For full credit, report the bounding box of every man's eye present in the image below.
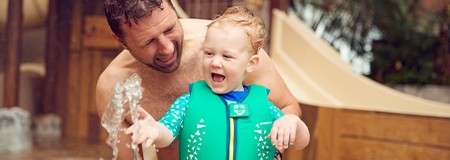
[165,27,174,34]
[144,39,154,47]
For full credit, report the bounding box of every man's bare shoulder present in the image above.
[179,18,210,42]
[178,18,211,62]
[96,50,136,113]
[97,50,135,88]
[179,18,211,34]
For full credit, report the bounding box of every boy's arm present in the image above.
[244,49,301,116]
[268,104,310,152]
[153,123,175,147]
[274,115,309,151]
[292,116,310,150]
[143,93,191,148]
[126,113,175,148]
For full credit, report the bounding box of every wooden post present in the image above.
[270,0,289,12]
[441,6,449,81]
[42,0,74,116]
[269,0,290,54]
[65,0,83,139]
[43,0,58,114]
[3,0,23,108]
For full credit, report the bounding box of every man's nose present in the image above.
[157,35,174,56]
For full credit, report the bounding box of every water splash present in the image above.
[123,73,143,160]
[101,73,145,160]
[101,82,125,160]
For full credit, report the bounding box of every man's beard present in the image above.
[148,40,182,73]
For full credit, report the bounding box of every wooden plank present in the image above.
[69,0,83,53]
[43,0,58,114]
[269,0,289,47]
[270,0,289,11]
[65,52,81,139]
[337,137,450,160]
[64,0,83,139]
[210,0,218,19]
[193,0,200,18]
[184,0,192,18]
[88,112,102,143]
[89,50,103,114]
[3,0,23,107]
[83,16,121,49]
[284,104,319,160]
[336,110,450,148]
[312,107,337,160]
[282,106,450,160]
[54,0,73,128]
[87,50,103,142]
[199,0,206,18]
[77,50,92,139]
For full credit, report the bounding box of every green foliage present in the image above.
[291,0,448,84]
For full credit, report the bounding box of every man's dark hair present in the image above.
[104,0,163,39]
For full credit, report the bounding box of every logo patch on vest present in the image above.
[229,103,250,118]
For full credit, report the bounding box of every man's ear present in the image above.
[246,53,260,73]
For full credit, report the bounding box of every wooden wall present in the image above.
[179,0,238,19]
[65,12,121,142]
[45,0,121,141]
[286,104,450,160]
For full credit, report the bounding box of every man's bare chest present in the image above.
[137,65,202,119]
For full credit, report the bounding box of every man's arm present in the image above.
[245,49,301,116]
[96,69,134,160]
[246,49,309,152]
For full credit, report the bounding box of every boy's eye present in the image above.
[223,54,233,59]
[204,51,213,56]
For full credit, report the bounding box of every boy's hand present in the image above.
[269,114,301,152]
[125,108,160,148]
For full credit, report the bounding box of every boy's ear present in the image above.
[246,53,260,73]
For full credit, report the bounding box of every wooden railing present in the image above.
[178,0,244,19]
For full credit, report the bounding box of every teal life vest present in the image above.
[179,80,277,160]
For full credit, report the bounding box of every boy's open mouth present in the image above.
[211,73,225,82]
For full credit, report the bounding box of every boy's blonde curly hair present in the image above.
[208,6,266,55]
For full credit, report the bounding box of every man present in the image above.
[96,0,304,159]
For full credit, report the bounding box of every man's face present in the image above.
[202,25,255,94]
[120,1,183,73]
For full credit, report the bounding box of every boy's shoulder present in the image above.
[248,83,271,95]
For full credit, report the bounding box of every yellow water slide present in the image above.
[270,10,450,118]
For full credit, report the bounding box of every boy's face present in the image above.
[202,25,258,94]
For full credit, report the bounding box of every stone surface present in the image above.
[0,107,31,153]
[0,139,111,160]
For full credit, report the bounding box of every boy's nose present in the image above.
[210,57,222,68]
